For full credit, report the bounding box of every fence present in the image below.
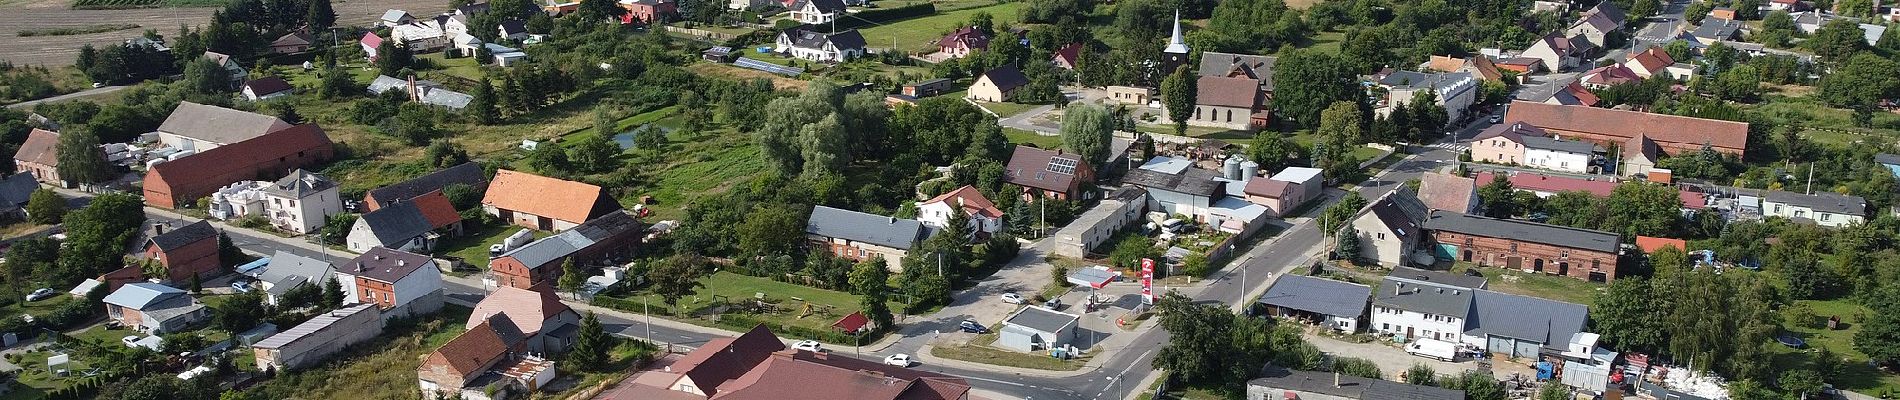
[663,26,742,43]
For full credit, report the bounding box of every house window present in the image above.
[1821,213,1832,222]
[1773,204,1783,213]
[1377,233,1386,240]
[1509,242,1518,252]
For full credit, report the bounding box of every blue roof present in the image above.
[237,257,272,275]
[103,283,186,310]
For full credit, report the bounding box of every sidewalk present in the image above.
[914,313,1165,379]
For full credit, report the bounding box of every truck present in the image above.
[1406,338,1458,362]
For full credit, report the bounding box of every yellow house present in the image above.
[966,66,1027,103]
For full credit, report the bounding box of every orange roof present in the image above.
[920,185,1003,219]
[1469,56,1504,81]
[425,314,526,381]
[411,189,463,229]
[1504,101,1747,155]
[1635,236,1685,254]
[1427,55,1466,73]
[481,169,614,224]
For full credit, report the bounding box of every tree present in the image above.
[1150,292,1279,396]
[1778,369,1824,399]
[1314,101,1363,180]
[1816,54,1900,113]
[1806,20,1868,61]
[558,258,586,293]
[898,269,950,312]
[527,141,570,174]
[183,58,231,95]
[1248,133,1295,172]
[1445,370,1505,400]
[1331,357,1381,378]
[1879,24,1900,52]
[1857,285,1900,366]
[306,0,335,30]
[1160,66,1196,134]
[569,312,612,369]
[1336,225,1361,260]
[1404,364,1437,386]
[737,205,807,259]
[375,41,412,76]
[860,290,894,333]
[1477,174,1519,218]
[1592,277,1666,354]
[1538,381,1572,400]
[218,231,246,267]
[575,0,627,22]
[650,254,707,310]
[1273,49,1360,126]
[1060,104,1114,166]
[55,127,110,185]
[212,291,266,332]
[26,189,66,225]
[470,76,498,124]
[318,214,355,246]
[1601,182,1684,237]
[848,258,890,295]
[568,132,622,174]
[316,275,342,308]
[318,67,356,99]
[57,193,143,283]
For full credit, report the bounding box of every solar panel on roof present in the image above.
[1047,158,1077,175]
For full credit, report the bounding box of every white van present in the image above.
[1406,338,1458,362]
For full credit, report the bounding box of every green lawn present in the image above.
[1132,123,1253,140]
[929,332,1087,371]
[858,2,1028,53]
[238,306,473,399]
[1743,95,1900,141]
[1448,263,1601,306]
[414,53,487,83]
[1304,31,1347,54]
[602,271,906,338]
[434,222,552,273]
[1774,300,1900,394]
[979,102,1043,118]
[1004,127,1062,148]
[0,295,74,322]
[1350,145,1388,161]
[625,125,768,221]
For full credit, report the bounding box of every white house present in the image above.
[788,0,845,24]
[208,170,342,235]
[775,28,864,62]
[1372,276,1590,359]
[1521,136,1596,174]
[336,247,445,319]
[1253,275,1371,333]
[1370,277,1472,344]
[241,77,293,101]
[1761,190,1867,227]
[1350,190,1428,267]
[1521,34,1591,72]
[917,185,1005,236]
[256,251,337,306]
[1372,70,1478,124]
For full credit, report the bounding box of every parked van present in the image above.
[1406,338,1458,362]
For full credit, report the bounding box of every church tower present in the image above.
[1161,10,1191,75]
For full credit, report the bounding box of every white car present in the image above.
[883,354,913,367]
[792,340,824,353]
[1000,293,1026,304]
[121,336,139,348]
[1488,115,1502,123]
[24,288,55,302]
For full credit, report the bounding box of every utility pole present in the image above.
[643,296,652,343]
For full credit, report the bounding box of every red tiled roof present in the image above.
[1244,178,1291,199]
[1583,65,1642,86]
[1474,171,1618,197]
[1557,83,1600,106]
[361,32,383,48]
[921,185,1002,219]
[466,284,573,335]
[14,129,59,167]
[1678,189,1707,209]
[938,27,989,51]
[1196,75,1261,108]
[1628,48,1674,74]
[831,311,869,332]
[412,189,463,229]
[1635,236,1686,254]
[482,169,618,225]
[1051,43,1082,67]
[425,314,526,382]
[673,325,787,397]
[1503,101,1748,155]
[713,350,971,400]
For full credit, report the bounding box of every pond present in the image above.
[612,123,675,150]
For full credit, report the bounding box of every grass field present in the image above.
[857,2,1027,53]
[606,271,906,335]
[1132,123,1253,140]
[929,332,1087,371]
[978,101,1043,118]
[435,223,552,271]
[1004,127,1062,148]
[1305,31,1347,54]
[239,306,473,399]
[1773,300,1900,394]
[1744,95,1900,144]
[1449,263,1602,306]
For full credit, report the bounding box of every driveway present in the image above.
[1307,335,1473,380]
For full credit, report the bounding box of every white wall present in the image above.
[1370,304,1466,343]
[394,263,445,307]
[1764,201,1864,227]
[1524,148,1592,174]
[917,202,1003,234]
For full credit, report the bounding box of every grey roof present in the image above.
[1764,190,1866,216]
[0,173,38,208]
[259,250,335,293]
[419,87,473,109]
[142,302,206,324]
[782,28,865,51]
[790,0,845,12]
[1360,191,1425,239]
[1197,52,1276,91]
[1122,167,1224,197]
[103,283,187,310]
[381,9,413,22]
[1390,267,1486,289]
[262,169,336,199]
[1520,136,1597,154]
[1004,306,1077,333]
[366,162,486,205]
[157,101,291,146]
[1692,19,1742,40]
[1374,276,1473,317]
[1251,366,1465,400]
[253,303,378,349]
[356,201,436,245]
[1876,153,1900,166]
[1365,378,1470,400]
[1423,211,1620,253]
[343,247,436,284]
[367,75,416,94]
[1256,275,1371,318]
[500,20,527,35]
[805,206,929,250]
[1586,1,1626,26]
[501,210,642,269]
[149,220,218,252]
[1465,290,1588,347]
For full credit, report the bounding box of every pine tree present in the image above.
[470,76,498,124]
[189,273,202,294]
[306,0,336,30]
[569,311,612,370]
[322,276,344,307]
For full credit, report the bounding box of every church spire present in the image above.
[1164,10,1189,54]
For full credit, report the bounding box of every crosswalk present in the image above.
[1429,142,1469,153]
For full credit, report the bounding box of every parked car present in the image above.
[957,320,989,334]
[1488,115,1502,124]
[1043,298,1062,310]
[1000,293,1025,304]
[883,354,913,367]
[230,280,253,293]
[792,340,824,353]
[23,288,55,302]
[121,336,139,348]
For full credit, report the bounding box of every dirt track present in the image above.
[0,0,446,67]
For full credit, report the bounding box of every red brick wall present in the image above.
[356,276,397,308]
[147,241,222,284]
[1433,231,1619,282]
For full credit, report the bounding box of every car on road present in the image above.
[1043,298,1062,310]
[121,336,139,347]
[23,288,55,302]
[792,340,824,353]
[957,320,989,334]
[1488,115,1502,123]
[883,354,913,367]
[1000,293,1025,304]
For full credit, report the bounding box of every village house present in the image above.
[617,0,676,23]
[774,27,865,63]
[487,210,642,290]
[1426,55,1504,82]
[805,206,933,271]
[1051,187,1148,258]
[917,185,1005,236]
[1425,211,1622,282]
[140,220,222,284]
[155,101,292,152]
[253,303,384,371]
[1370,69,1478,124]
[937,26,990,58]
[1123,157,1225,222]
[1248,366,1465,400]
[336,247,445,319]
[1253,275,1372,332]
[419,314,555,400]
[143,124,335,209]
[966,65,1028,102]
[360,32,386,60]
[591,325,972,399]
[104,283,210,334]
[1243,166,1323,217]
[207,169,342,235]
[1051,43,1082,69]
[1623,47,1688,79]
[1578,64,1642,89]
[788,0,845,24]
[256,251,336,306]
[1370,276,1589,358]
[13,129,65,185]
[1692,18,1744,43]
[1182,75,1269,130]
[482,169,622,231]
[346,190,463,253]
[0,173,37,221]
[1521,33,1593,72]
[269,31,316,54]
[365,162,487,210]
[1504,101,1750,158]
[1003,145,1094,200]
[467,284,581,353]
[1106,86,1154,105]
[1472,171,1618,198]
[1495,57,1548,75]
[1542,82,1601,106]
[1468,123,1597,174]
[1565,2,1625,48]
[242,77,294,101]
[201,52,249,89]
[1415,172,1478,214]
[1350,190,1430,267]
[900,78,954,98]
[1762,190,1867,227]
